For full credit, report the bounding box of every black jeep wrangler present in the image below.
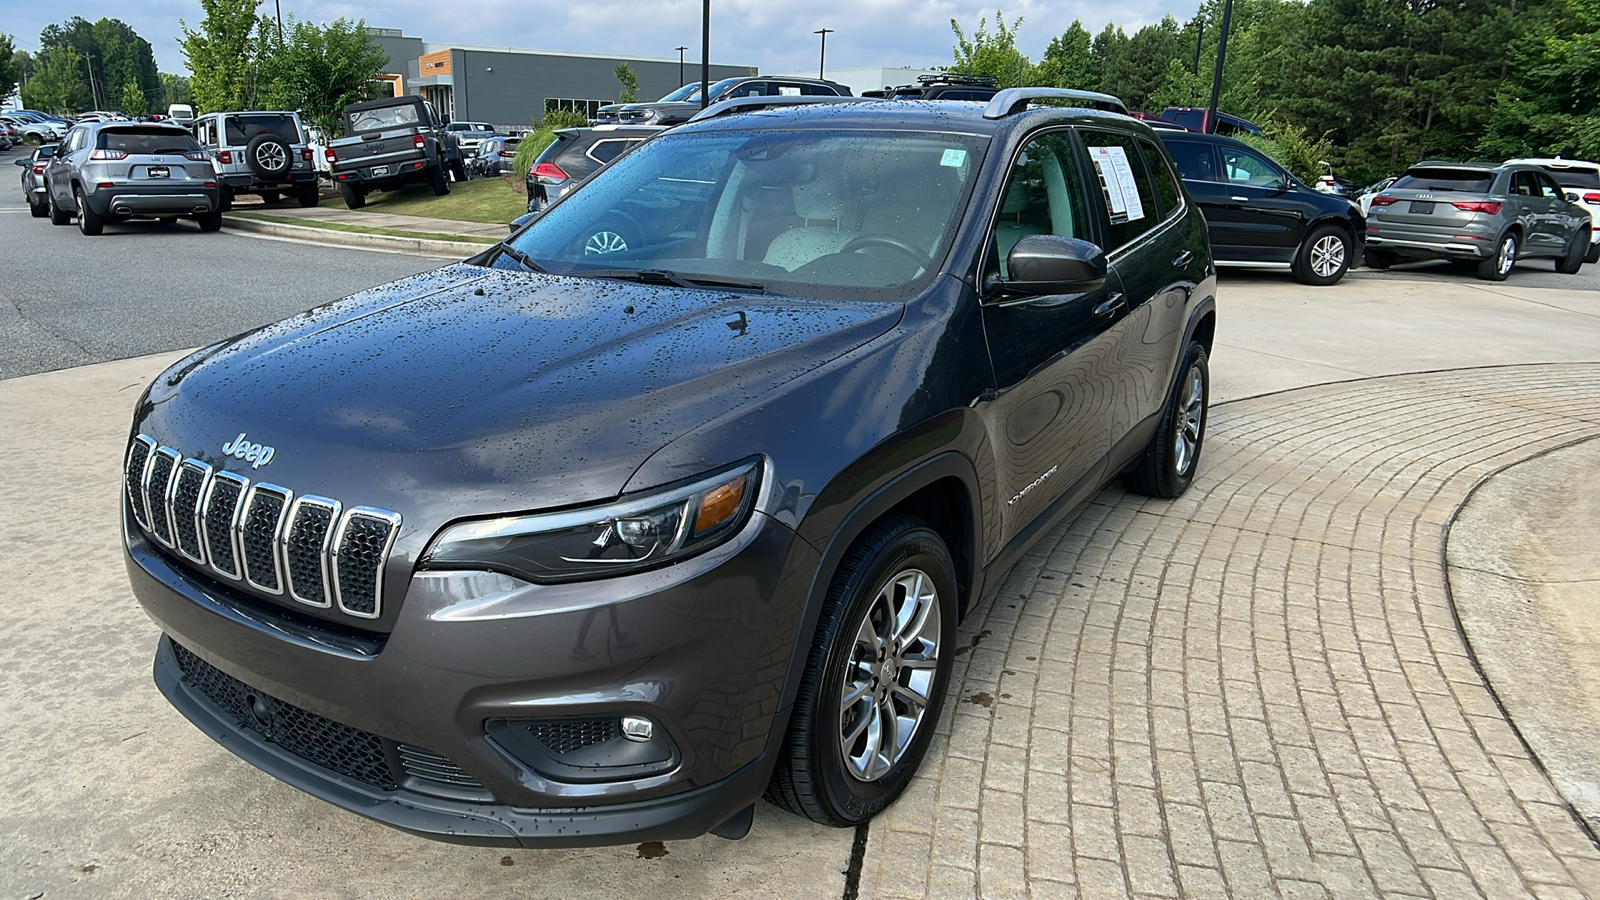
[326,96,465,209]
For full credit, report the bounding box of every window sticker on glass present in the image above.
[1088,145,1145,224]
[778,86,801,96]
[940,148,968,168]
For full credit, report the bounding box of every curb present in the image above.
[222,215,494,259]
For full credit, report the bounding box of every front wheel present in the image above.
[767,516,957,826]
[29,197,48,218]
[1557,229,1588,274]
[1478,232,1518,281]
[1122,340,1209,498]
[1293,225,1351,285]
[48,188,71,226]
[75,188,103,236]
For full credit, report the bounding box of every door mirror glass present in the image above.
[1569,191,1581,202]
[13,158,26,167]
[1002,235,1107,295]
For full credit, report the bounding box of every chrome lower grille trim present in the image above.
[126,435,400,624]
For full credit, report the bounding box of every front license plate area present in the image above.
[371,165,389,177]
[147,166,170,179]
[1408,200,1435,214]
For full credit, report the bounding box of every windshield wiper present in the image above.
[578,268,766,293]
[496,245,548,273]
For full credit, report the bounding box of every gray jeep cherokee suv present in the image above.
[122,92,1218,847]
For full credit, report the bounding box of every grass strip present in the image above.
[228,211,498,245]
[360,178,527,223]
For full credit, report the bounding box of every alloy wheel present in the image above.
[1497,237,1516,276]
[1173,363,1205,475]
[1310,234,1346,278]
[838,568,942,782]
[584,231,629,255]
[255,142,287,172]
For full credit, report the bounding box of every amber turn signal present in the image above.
[694,476,746,535]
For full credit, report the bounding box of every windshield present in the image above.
[659,83,702,102]
[1543,166,1600,189]
[502,128,988,301]
[1393,168,1494,192]
[98,128,200,154]
[705,78,745,100]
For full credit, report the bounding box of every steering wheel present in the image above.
[841,233,931,270]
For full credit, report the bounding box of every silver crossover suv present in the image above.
[1363,161,1591,280]
[44,121,222,235]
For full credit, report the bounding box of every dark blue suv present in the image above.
[123,91,1218,847]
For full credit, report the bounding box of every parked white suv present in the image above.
[1506,157,1600,263]
[192,110,320,208]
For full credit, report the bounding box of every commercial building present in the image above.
[801,67,946,97]
[367,28,754,131]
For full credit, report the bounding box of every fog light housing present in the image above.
[486,715,679,784]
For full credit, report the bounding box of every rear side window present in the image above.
[1544,167,1600,189]
[1139,138,1182,216]
[1163,140,1217,182]
[97,128,200,153]
[1082,129,1160,250]
[225,114,300,146]
[1393,168,1494,193]
[800,84,838,96]
[589,139,638,163]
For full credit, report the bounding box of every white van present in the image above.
[166,103,196,126]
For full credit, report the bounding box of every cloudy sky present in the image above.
[8,0,1192,79]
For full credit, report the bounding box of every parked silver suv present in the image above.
[192,111,319,208]
[1364,161,1591,280]
[44,121,222,235]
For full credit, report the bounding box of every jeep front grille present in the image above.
[127,434,400,620]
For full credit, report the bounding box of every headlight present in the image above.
[421,459,760,583]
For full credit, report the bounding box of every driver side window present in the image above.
[992,132,1091,278]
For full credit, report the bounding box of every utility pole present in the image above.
[1189,17,1204,76]
[676,46,688,86]
[814,28,833,80]
[274,0,284,39]
[1206,0,1233,133]
[701,0,710,109]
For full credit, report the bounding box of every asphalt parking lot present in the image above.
[4,140,1600,899]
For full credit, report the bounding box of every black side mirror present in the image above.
[1567,191,1580,202]
[13,158,26,167]
[994,235,1108,296]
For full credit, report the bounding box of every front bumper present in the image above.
[126,503,816,846]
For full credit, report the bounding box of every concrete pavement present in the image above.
[2,274,1599,899]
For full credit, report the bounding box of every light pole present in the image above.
[701,0,710,109]
[274,0,284,40]
[676,45,688,86]
[1206,0,1233,133]
[1188,16,1204,76]
[814,28,833,80]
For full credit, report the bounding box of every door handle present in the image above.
[1093,293,1126,317]
[1230,196,1249,203]
[1173,250,1194,268]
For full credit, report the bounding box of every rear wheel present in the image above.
[339,183,366,209]
[296,182,320,208]
[1122,340,1209,498]
[451,160,469,183]
[28,196,48,218]
[428,164,451,196]
[1477,232,1518,281]
[768,516,957,826]
[197,207,223,232]
[74,188,103,236]
[218,186,234,212]
[258,190,281,205]
[48,189,71,226]
[1556,229,1588,274]
[1363,248,1395,269]
[1585,238,1600,265]
[1293,225,1351,285]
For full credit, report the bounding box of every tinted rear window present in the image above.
[226,114,300,145]
[1163,140,1217,181]
[1543,167,1600,189]
[1393,168,1494,192]
[97,128,200,153]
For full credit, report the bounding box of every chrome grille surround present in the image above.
[126,435,401,623]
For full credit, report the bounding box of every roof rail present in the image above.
[917,71,998,87]
[685,95,869,123]
[983,88,1129,119]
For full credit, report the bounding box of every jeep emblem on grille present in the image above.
[222,432,276,469]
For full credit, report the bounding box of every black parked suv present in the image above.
[524,124,663,214]
[883,72,1001,102]
[122,91,1217,848]
[1160,130,1364,285]
[616,75,852,126]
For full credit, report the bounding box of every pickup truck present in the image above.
[325,96,465,209]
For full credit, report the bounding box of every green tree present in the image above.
[1479,0,1600,160]
[254,15,388,136]
[35,17,159,112]
[119,80,147,116]
[951,10,1030,86]
[159,72,192,108]
[1034,21,1097,90]
[20,45,87,114]
[0,35,17,102]
[179,0,262,112]
[1102,17,1188,111]
[614,62,639,103]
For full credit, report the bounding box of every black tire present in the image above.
[451,160,469,183]
[1292,225,1351,285]
[296,182,320,208]
[1363,248,1395,270]
[258,190,281,205]
[767,515,958,827]
[197,207,223,232]
[1122,340,1209,498]
[428,164,451,196]
[339,183,367,210]
[24,133,41,145]
[244,134,292,178]
[1477,231,1518,281]
[1557,229,1588,274]
[28,197,48,218]
[1585,239,1600,265]
[48,188,71,226]
[218,186,234,212]
[74,188,103,236]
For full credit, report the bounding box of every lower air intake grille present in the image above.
[397,744,486,789]
[171,641,399,791]
[532,719,619,755]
